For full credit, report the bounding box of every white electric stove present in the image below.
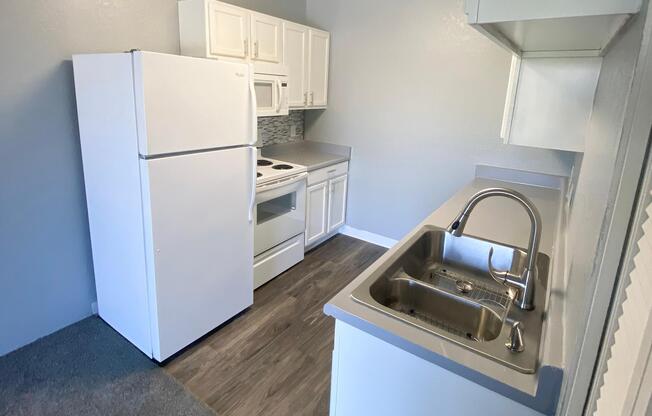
[256,157,307,185]
[253,157,308,289]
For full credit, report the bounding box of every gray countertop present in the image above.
[323,168,568,415]
[261,140,351,171]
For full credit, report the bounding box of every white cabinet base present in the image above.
[305,163,349,251]
[327,174,347,232]
[306,181,329,246]
[330,321,544,416]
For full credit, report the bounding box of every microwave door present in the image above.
[255,78,276,117]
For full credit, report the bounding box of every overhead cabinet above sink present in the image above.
[465,0,642,57]
[465,0,642,152]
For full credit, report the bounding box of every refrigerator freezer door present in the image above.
[133,52,256,157]
[140,146,255,361]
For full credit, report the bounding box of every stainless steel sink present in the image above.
[351,225,549,373]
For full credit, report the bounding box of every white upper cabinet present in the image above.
[179,0,329,110]
[283,22,309,107]
[179,0,251,60]
[308,29,330,108]
[250,12,282,64]
[283,23,330,109]
[465,0,641,57]
[207,2,249,59]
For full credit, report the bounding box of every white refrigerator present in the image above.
[73,51,257,361]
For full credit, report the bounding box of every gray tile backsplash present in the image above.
[258,110,304,146]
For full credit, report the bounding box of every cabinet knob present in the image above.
[304,92,308,105]
[310,91,314,105]
[254,41,259,58]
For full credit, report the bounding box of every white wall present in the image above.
[0,0,306,356]
[303,0,575,241]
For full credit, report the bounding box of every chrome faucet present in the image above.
[447,187,541,310]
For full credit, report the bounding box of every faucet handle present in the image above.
[488,247,509,285]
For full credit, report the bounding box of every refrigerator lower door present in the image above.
[140,146,255,361]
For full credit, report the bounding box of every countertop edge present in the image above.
[303,156,349,172]
[261,140,351,171]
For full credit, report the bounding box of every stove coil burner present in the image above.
[272,164,294,170]
[257,159,273,166]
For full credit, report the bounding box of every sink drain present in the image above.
[455,280,473,294]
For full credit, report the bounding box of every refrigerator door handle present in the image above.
[249,147,257,223]
[249,65,258,145]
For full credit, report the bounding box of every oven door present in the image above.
[254,172,307,256]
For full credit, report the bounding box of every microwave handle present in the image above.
[249,65,258,145]
[275,79,282,113]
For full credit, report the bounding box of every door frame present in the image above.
[562,6,652,415]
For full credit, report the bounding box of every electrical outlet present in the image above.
[91,301,98,315]
[290,125,297,137]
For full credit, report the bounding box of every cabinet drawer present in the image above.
[308,161,348,186]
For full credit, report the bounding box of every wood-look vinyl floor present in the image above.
[164,235,387,416]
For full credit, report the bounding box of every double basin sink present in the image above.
[351,225,548,374]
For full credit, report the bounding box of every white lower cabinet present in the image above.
[330,321,545,416]
[305,162,349,250]
[327,174,347,232]
[306,181,328,246]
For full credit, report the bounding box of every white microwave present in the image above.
[254,64,289,117]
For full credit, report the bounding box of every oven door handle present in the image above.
[257,172,307,193]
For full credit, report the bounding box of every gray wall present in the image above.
[224,0,305,23]
[0,0,305,356]
[303,0,575,241]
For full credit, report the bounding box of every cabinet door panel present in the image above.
[306,182,328,246]
[283,22,309,108]
[207,1,250,59]
[251,13,282,63]
[308,29,330,107]
[327,175,347,233]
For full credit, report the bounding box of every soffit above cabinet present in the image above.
[465,0,642,57]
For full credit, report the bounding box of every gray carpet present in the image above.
[0,317,215,416]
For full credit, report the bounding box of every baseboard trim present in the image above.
[339,225,397,249]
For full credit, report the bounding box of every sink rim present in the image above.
[350,224,549,374]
